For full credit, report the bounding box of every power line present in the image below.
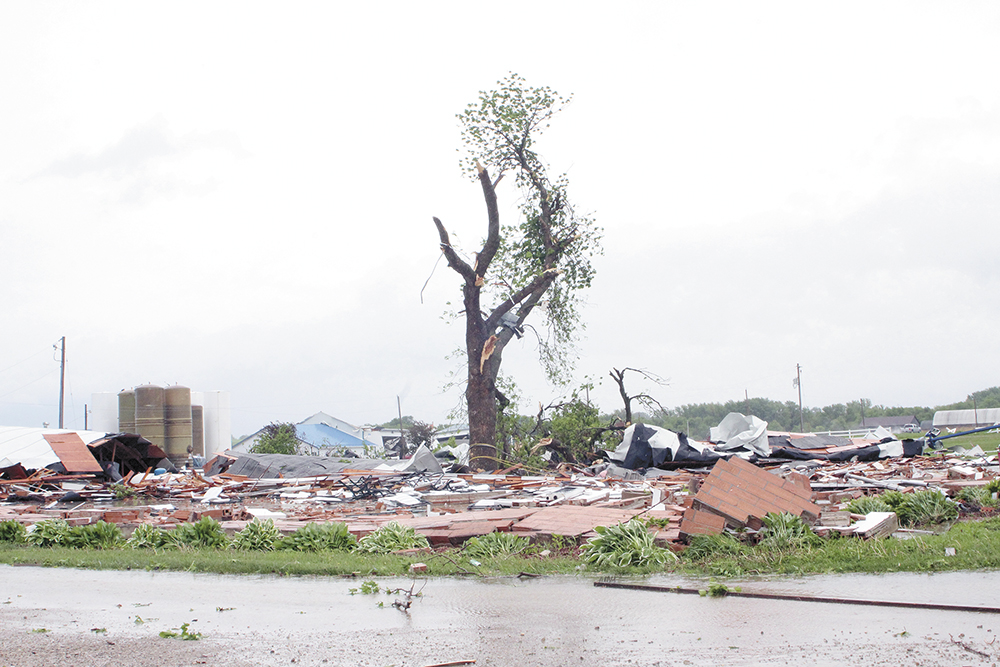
[0,368,60,400]
[0,347,50,377]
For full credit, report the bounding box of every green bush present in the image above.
[846,495,892,515]
[26,519,70,547]
[230,519,281,552]
[463,531,530,559]
[64,521,123,549]
[900,490,958,526]
[172,518,228,549]
[126,524,175,549]
[580,520,676,568]
[0,520,27,543]
[757,512,821,551]
[277,522,356,552]
[848,490,958,527]
[958,486,998,508]
[356,522,429,554]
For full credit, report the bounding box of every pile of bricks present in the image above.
[679,456,820,540]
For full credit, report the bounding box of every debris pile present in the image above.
[1,417,998,550]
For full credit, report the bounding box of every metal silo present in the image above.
[164,385,193,464]
[118,389,136,434]
[134,384,166,449]
[191,404,205,457]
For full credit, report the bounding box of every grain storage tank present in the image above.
[88,392,119,433]
[118,389,136,434]
[164,385,193,464]
[134,384,165,449]
[198,390,231,459]
[191,404,205,457]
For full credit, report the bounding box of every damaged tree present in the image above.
[609,367,668,425]
[433,74,601,470]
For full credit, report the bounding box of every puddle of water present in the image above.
[3,566,999,665]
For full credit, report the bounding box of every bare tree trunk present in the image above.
[467,373,498,470]
[610,368,632,425]
[434,164,560,472]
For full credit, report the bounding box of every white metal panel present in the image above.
[0,426,107,470]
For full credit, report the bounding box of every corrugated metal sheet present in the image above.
[933,408,1000,427]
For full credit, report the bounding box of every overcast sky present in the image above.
[2,2,998,437]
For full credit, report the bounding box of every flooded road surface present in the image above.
[2,565,999,666]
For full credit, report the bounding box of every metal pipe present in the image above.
[927,424,1000,448]
[594,581,1000,614]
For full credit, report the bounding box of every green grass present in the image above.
[4,517,1000,579]
[678,517,1000,577]
[923,430,1000,454]
[0,543,582,577]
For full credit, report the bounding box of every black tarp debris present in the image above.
[607,424,730,469]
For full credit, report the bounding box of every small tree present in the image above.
[407,420,437,451]
[522,388,619,464]
[250,422,300,455]
[434,73,602,469]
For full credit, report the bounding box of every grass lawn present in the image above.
[926,429,1000,454]
[4,516,1000,579]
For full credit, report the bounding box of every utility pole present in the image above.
[397,395,407,455]
[860,398,866,429]
[793,363,804,432]
[744,389,750,415]
[56,336,66,429]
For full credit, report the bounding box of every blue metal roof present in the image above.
[295,423,371,450]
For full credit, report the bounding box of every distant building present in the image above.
[852,415,920,434]
[933,408,1000,430]
[232,412,380,456]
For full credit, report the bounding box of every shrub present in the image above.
[958,486,998,508]
[846,495,892,515]
[356,522,429,554]
[63,521,122,549]
[230,519,281,552]
[172,518,228,549]
[757,512,820,551]
[580,520,676,568]
[463,531,530,559]
[126,524,175,549]
[26,519,70,547]
[900,490,958,526]
[0,520,27,543]
[277,522,356,552]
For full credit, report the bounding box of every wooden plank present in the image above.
[42,433,103,473]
